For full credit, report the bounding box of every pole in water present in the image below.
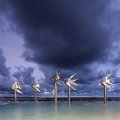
[100,74,114,104]
[35,90,37,102]
[65,74,78,106]
[55,82,57,104]
[51,71,61,105]
[104,85,106,104]
[68,86,70,105]
[15,90,17,103]
[33,81,40,102]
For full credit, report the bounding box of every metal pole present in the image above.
[15,90,17,103]
[68,86,70,105]
[35,90,37,102]
[55,82,57,104]
[104,85,106,104]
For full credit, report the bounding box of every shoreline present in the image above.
[0,97,120,102]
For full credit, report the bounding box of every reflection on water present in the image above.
[103,104,119,120]
[0,102,120,120]
[54,104,58,113]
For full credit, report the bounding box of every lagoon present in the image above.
[0,101,119,120]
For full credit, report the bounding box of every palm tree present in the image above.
[51,71,61,104]
[65,74,78,105]
[100,74,114,104]
[12,81,23,103]
[32,81,40,102]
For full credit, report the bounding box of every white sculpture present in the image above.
[65,74,78,104]
[33,81,40,92]
[32,81,40,102]
[100,74,114,104]
[101,74,114,91]
[65,74,78,90]
[12,81,23,102]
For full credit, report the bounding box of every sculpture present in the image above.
[65,74,78,104]
[12,81,23,102]
[51,71,61,104]
[32,81,40,102]
[100,74,114,104]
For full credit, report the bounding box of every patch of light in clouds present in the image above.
[0,26,45,81]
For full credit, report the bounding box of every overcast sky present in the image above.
[0,0,120,97]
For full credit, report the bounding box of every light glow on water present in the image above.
[0,102,120,120]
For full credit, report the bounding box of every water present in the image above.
[0,101,120,120]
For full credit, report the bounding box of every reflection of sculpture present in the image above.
[100,74,114,104]
[51,72,61,104]
[32,81,40,102]
[12,81,23,102]
[65,74,78,105]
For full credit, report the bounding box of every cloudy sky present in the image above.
[0,0,120,97]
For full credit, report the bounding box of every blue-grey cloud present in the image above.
[0,49,10,77]
[13,66,35,84]
[5,0,113,68]
[0,48,11,92]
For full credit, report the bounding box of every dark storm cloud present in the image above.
[0,0,8,14]
[0,49,10,77]
[0,48,12,92]
[13,66,35,85]
[7,0,112,68]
